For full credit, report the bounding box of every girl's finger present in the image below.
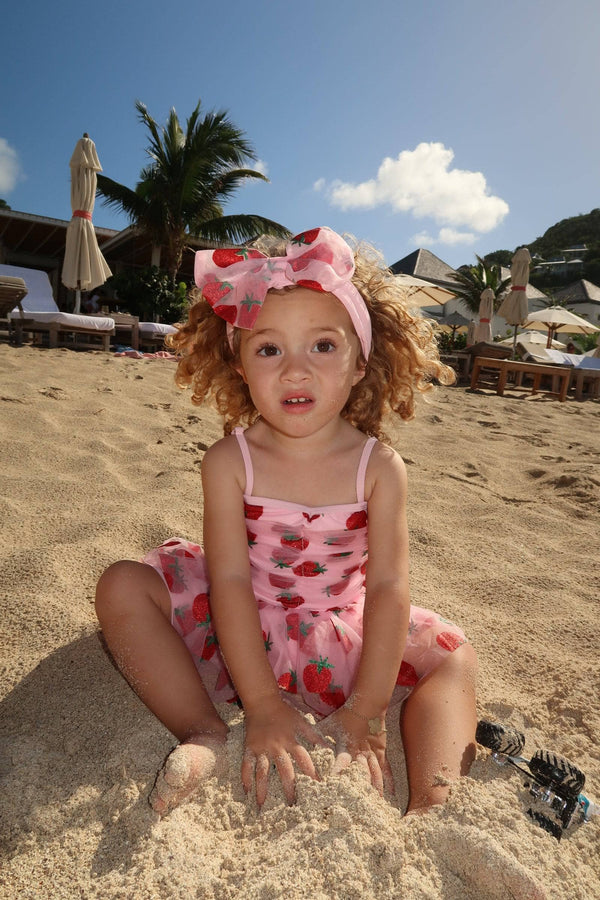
[291,744,320,782]
[365,751,384,796]
[255,753,270,807]
[355,752,372,783]
[381,757,396,795]
[241,750,256,796]
[273,752,296,805]
[331,750,352,776]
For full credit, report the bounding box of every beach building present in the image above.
[390,248,553,338]
[531,245,586,278]
[0,207,203,310]
[551,279,600,326]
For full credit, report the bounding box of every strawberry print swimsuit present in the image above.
[143,428,468,718]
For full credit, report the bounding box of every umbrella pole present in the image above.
[512,325,518,359]
[75,289,81,315]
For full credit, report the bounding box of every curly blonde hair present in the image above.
[167,235,455,439]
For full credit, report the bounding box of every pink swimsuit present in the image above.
[143,428,467,717]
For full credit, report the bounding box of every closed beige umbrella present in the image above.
[498,247,531,357]
[473,287,494,343]
[62,133,112,313]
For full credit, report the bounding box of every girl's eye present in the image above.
[314,339,335,353]
[257,344,280,357]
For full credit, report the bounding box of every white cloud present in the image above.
[411,231,435,247]
[411,226,477,249]
[252,158,269,177]
[313,177,326,192]
[323,142,509,235]
[438,227,476,245]
[0,138,21,194]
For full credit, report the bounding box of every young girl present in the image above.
[95,226,477,816]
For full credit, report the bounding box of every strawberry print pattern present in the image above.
[141,433,468,718]
[194,226,357,333]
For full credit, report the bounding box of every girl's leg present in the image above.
[400,643,478,813]
[95,560,229,813]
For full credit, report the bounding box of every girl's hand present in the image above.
[319,707,395,797]
[242,697,326,807]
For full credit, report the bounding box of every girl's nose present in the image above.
[280,350,310,381]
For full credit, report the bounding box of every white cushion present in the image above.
[0,264,59,313]
[8,310,114,330]
[139,322,177,335]
[546,349,600,369]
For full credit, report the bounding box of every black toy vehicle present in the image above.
[476,719,598,840]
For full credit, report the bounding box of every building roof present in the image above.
[499,266,551,304]
[390,248,461,288]
[0,208,215,283]
[553,279,600,306]
[0,208,117,270]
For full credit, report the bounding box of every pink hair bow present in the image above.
[194,226,371,359]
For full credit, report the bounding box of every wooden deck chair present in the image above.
[0,264,115,351]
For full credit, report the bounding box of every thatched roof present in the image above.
[390,248,461,289]
[553,279,600,306]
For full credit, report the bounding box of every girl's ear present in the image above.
[351,356,367,386]
[233,361,248,384]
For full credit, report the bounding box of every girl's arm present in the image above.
[350,443,410,713]
[321,444,410,791]
[201,439,324,804]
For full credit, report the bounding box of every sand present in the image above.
[0,343,599,900]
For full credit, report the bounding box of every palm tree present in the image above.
[452,255,510,314]
[97,100,290,282]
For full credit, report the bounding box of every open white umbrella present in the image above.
[61,133,112,313]
[498,331,566,350]
[472,287,494,343]
[430,311,470,347]
[523,306,600,348]
[497,247,531,357]
[393,273,455,307]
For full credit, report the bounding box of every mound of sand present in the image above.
[1,345,599,899]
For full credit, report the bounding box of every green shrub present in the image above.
[106,267,188,323]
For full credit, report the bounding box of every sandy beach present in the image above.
[1,343,599,900]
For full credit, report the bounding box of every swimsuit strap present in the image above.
[356,437,377,503]
[234,427,376,503]
[233,427,254,496]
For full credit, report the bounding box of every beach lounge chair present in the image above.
[138,321,178,351]
[0,274,28,321]
[0,264,115,351]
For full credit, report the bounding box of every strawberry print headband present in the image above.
[194,226,372,359]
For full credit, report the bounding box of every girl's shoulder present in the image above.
[201,433,246,493]
[364,439,407,503]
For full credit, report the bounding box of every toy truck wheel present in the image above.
[476,720,525,756]
[529,750,585,799]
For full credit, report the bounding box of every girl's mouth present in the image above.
[282,396,314,411]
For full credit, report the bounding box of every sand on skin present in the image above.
[0,344,599,900]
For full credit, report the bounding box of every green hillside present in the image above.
[528,208,600,259]
[484,209,600,291]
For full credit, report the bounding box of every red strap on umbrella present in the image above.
[480,318,491,323]
[73,210,92,220]
[512,286,526,291]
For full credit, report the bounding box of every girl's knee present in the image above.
[95,560,168,620]
[446,641,478,686]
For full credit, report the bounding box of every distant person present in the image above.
[565,342,578,354]
[95,226,477,817]
[83,292,102,314]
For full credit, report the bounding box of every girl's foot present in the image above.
[150,733,228,815]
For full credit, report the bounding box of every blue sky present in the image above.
[2,0,599,269]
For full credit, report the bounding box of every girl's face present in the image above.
[235,287,366,439]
